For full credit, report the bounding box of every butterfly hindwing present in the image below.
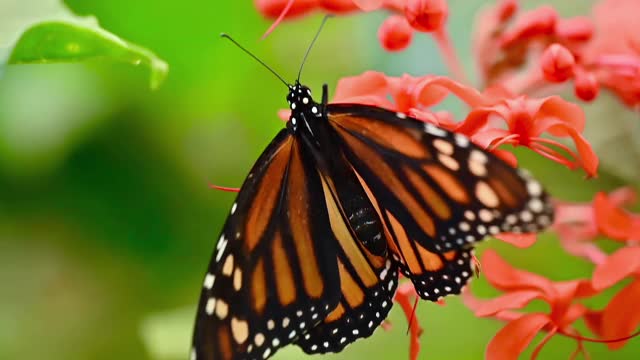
[294,155,399,354]
[192,132,342,360]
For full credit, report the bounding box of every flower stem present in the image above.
[208,183,241,192]
[559,328,640,344]
[432,29,469,84]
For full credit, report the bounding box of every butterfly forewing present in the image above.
[192,132,342,360]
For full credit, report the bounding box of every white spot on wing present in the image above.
[424,123,447,137]
[454,134,470,147]
[203,273,215,289]
[205,297,216,315]
[527,180,542,196]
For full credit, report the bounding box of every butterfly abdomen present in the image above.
[345,200,386,255]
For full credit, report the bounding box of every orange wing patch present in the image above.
[245,137,292,252]
[403,165,452,220]
[332,114,432,160]
[272,231,296,306]
[251,258,267,314]
[287,142,325,299]
[422,164,470,205]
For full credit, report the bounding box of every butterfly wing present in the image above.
[294,149,399,354]
[192,131,342,360]
[327,104,553,300]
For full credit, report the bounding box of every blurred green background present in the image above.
[1,0,638,359]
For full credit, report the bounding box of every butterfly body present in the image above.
[192,82,553,360]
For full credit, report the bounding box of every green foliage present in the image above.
[9,21,168,90]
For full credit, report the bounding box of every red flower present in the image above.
[332,71,450,113]
[456,95,599,177]
[494,233,538,249]
[465,250,600,360]
[553,187,637,264]
[472,2,594,88]
[589,246,640,349]
[573,0,640,106]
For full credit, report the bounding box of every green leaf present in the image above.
[8,21,168,90]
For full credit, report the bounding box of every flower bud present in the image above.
[378,15,414,51]
[496,0,518,23]
[541,43,575,82]
[574,70,599,102]
[404,0,448,33]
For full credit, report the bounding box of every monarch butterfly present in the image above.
[191,26,554,360]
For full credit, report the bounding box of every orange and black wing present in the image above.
[327,104,553,300]
[191,131,342,360]
[294,150,399,354]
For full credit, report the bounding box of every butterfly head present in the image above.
[287,82,322,130]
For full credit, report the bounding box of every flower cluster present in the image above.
[245,0,640,359]
[476,0,640,107]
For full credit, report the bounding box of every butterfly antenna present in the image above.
[220,33,289,87]
[297,15,333,83]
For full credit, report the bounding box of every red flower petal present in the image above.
[486,313,552,360]
[378,15,414,52]
[499,6,558,48]
[481,250,555,297]
[461,289,523,323]
[594,192,637,241]
[563,126,599,177]
[592,246,640,290]
[495,233,538,248]
[474,290,542,317]
[319,0,361,13]
[418,76,487,107]
[550,281,597,324]
[555,16,594,42]
[534,96,585,135]
[583,310,604,338]
[456,108,495,137]
[599,279,640,349]
[332,71,389,102]
[255,0,318,18]
[490,148,519,167]
[351,0,383,11]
